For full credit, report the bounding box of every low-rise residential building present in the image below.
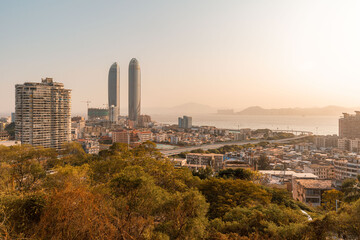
[260,170,318,190]
[0,131,9,141]
[77,139,100,155]
[137,115,152,128]
[224,159,252,170]
[0,140,20,146]
[138,131,152,142]
[260,170,318,181]
[234,133,247,141]
[154,133,167,143]
[338,138,347,151]
[334,159,360,180]
[337,138,360,152]
[186,153,224,172]
[314,135,338,149]
[292,179,333,206]
[170,158,187,168]
[170,135,181,145]
[112,130,152,146]
[304,164,335,179]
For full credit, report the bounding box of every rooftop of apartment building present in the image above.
[341,111,360,119]
[186,153,224,157]
[18,78,66,88]
[309,164,333,169]
[294,179,332,189]
[260,170,318,179]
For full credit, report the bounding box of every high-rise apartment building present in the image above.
[178,116,192,129]
[108,62,120,123]
[339,112,360,138]
[128,58,141,122]
[15,78,71,150]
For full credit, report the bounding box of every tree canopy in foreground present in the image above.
[0,142,359,239]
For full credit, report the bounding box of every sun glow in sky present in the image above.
[1,0,360,114]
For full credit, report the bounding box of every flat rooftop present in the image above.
[186,153,224,157]
[294,179,332,189]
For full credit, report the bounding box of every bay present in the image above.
[150,114,339,135]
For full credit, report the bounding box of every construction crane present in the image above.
[81,100,91,119]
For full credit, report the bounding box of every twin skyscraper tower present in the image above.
[108,58,141,124]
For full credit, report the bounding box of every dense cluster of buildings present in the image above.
[167,128,360,207]
[11,59,145,153]
[168,141,333,206]
[152,125,233,145]
[151,126,275,146]
[9,63,360,209]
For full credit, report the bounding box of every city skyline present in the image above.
[2,1,360,114]
[1,2,360,237]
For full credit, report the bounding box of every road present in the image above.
[160,135,309,156]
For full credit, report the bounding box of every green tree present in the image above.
[0,145,46,191]
[42,164,90,190]
[257,154,271,170]
[1,193,45,236]
[0,162,12,192]
[199,178,271,219]
[322,189,344,211]
[193,166,213,180]
[4,122,15,140]
[35,183,118,240]
[217,168,254,181]
[341,176,360,202]
[131,141,162,159]
[208,204,307,239]
[110,166,168,238]
[156,190,209,239]
[60,142,89,166]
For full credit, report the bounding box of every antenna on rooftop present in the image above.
[81,100,91,119]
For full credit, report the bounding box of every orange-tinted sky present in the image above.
[1,0,360,114]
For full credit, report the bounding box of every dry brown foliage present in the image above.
[34,183,121,240]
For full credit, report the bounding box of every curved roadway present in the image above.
[160,135,309,156]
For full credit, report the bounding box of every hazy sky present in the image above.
[1,0,360,114]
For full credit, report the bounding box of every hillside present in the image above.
[1,143,360,239]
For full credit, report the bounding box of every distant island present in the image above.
[237,106,355,116]
[216,106,357,116]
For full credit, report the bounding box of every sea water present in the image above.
[151,114,339,135]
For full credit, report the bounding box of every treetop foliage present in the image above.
[0,142,359,239]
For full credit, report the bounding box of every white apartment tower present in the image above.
[15,78,71,150]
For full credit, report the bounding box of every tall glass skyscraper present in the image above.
[108,62,120,122]
[128,58,141,122]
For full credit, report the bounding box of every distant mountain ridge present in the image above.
[236,106,356,116]
[142,103,357,116]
